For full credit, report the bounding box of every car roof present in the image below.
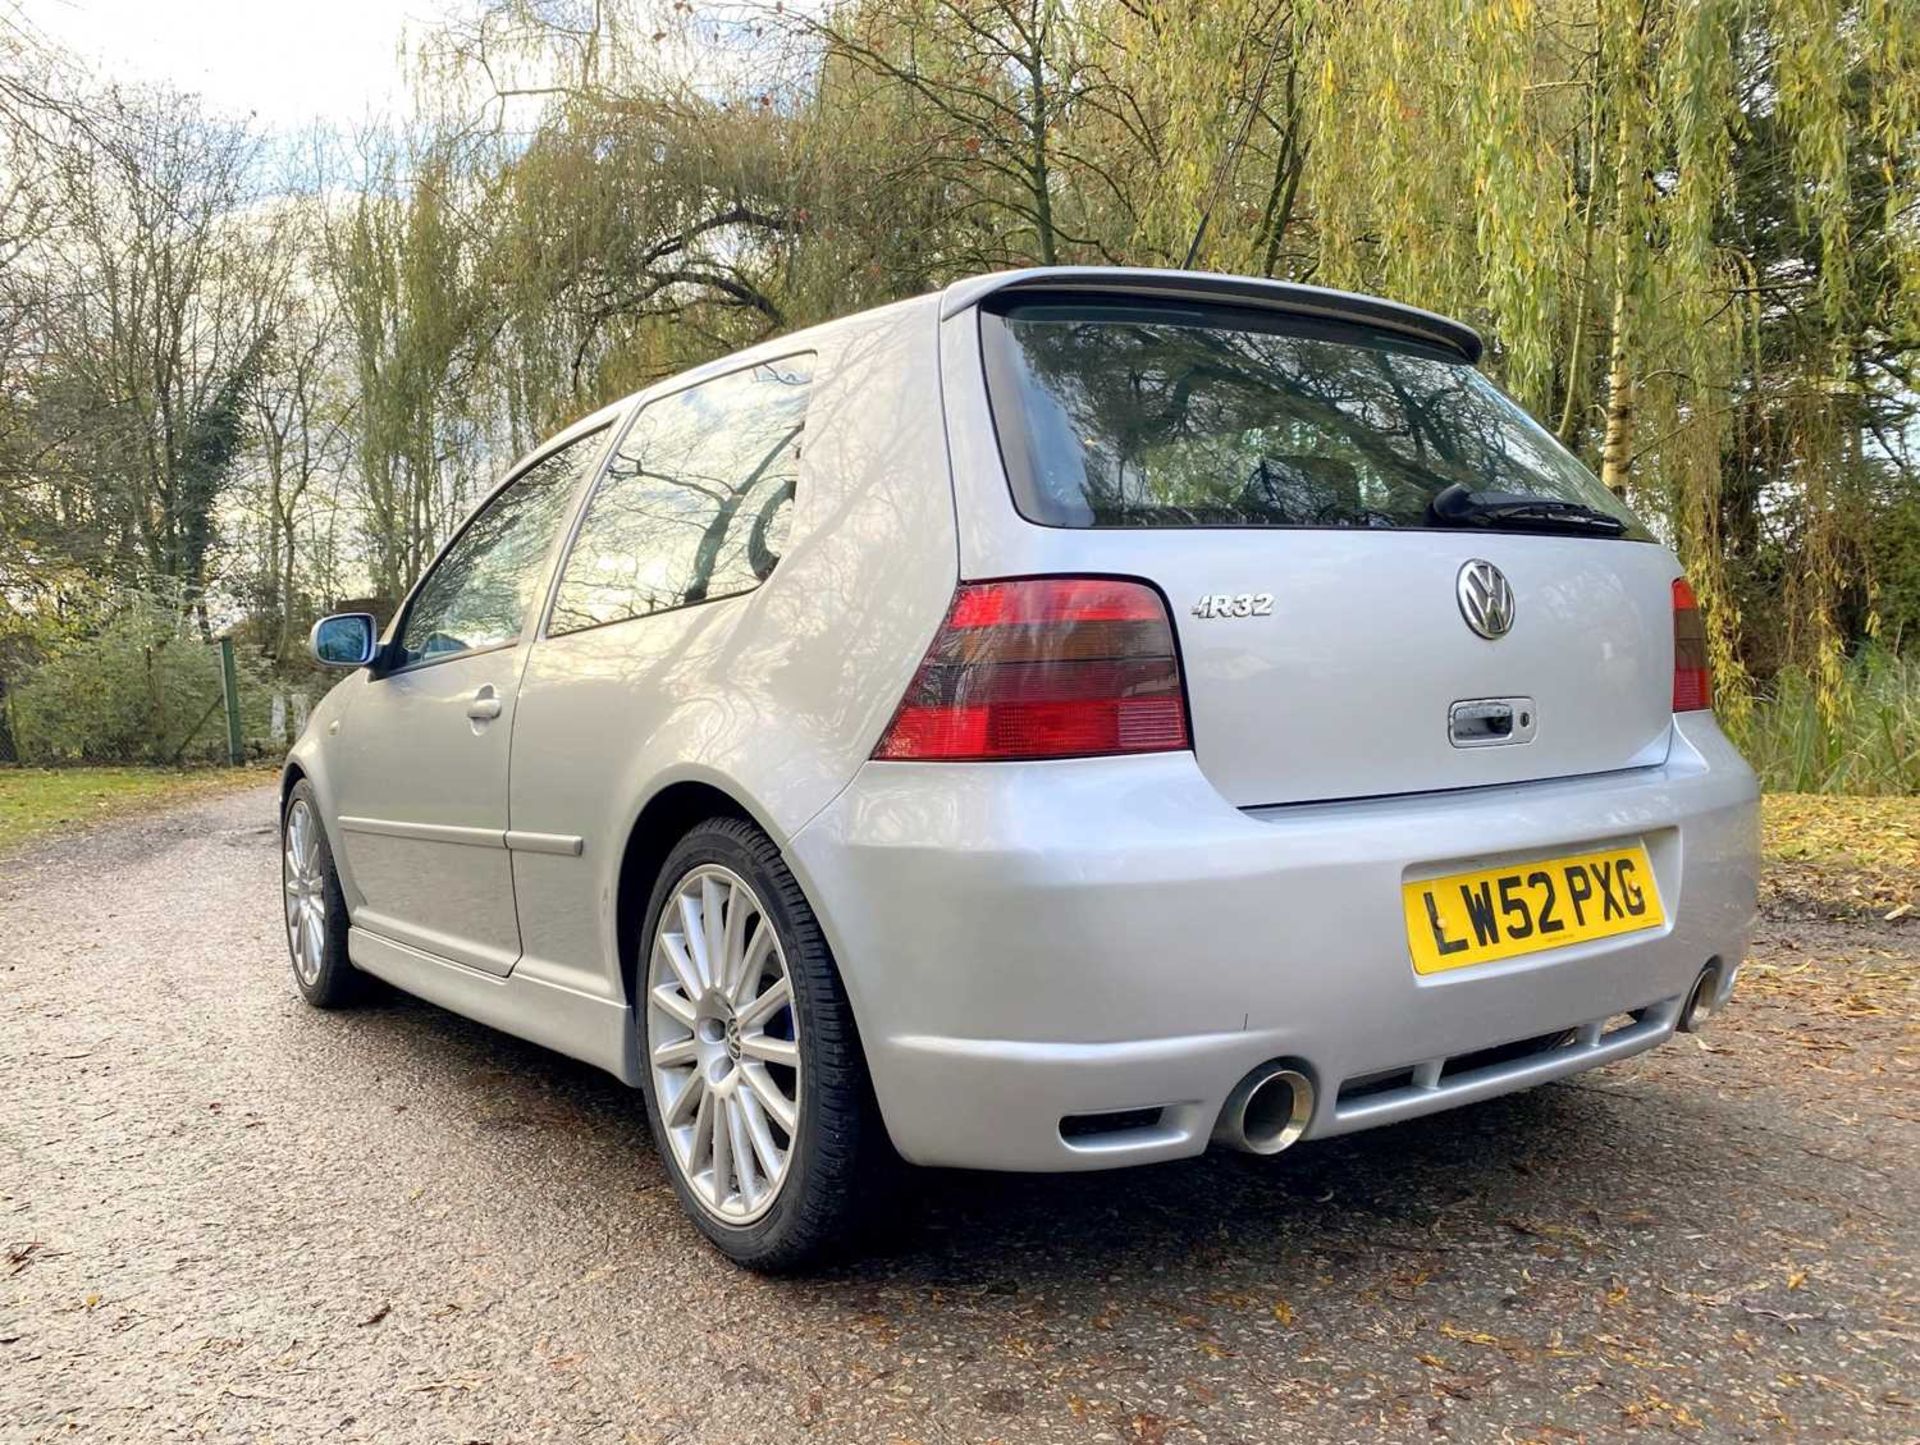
[938,266,1483,364]
[532,267,1482,475]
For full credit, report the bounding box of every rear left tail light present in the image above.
[873,577,1190,761]
[1672,577,1713,712]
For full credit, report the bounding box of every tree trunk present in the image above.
[1556,59,1604,443]
[1598,102,1639,499]
[1598,272,1634,498]
[1027,68,1056,263]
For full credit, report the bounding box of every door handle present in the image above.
[467,688,503,722]
[1448,696,1536,748]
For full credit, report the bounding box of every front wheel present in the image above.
[637,817,885,1271]
[281,781,365,1009]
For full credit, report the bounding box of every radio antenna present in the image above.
[1183,31,1286,272]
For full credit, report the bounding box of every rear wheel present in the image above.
[281,781,364,1009]
[637,817,882,1270]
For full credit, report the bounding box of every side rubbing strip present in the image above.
[338,816,505,849]
[504,830,585,857]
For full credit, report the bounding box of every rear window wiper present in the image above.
[1427,482,1628,536]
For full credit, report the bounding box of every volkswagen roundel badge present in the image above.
[1456,560,1515,640]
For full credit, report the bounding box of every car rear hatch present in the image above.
[946,276,1678,808]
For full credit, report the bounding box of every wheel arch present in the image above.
[614,778,763,1010]
[279,760,307,808]
[278,747,361,909]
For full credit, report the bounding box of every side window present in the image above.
[395,427,606,667]
[549,358,811,636]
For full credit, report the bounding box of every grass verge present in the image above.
[1745,793,1916,1063]
[0,765,268,855]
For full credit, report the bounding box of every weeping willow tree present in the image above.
[325,135,502,601]
[1285,0,1918,721]
[779,0,1915,721]
[321,0,1915,706]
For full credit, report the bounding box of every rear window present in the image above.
[980,296,1648,538]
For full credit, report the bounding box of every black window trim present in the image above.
[536,349,817,643]
[975,292,1653,543]
[379,419,619,678]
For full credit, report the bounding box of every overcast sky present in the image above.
[26,0,425,131]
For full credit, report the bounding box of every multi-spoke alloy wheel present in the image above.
[280,779,363,1009]
[283,798,327,987]
[647,864,802,1225]
[637,818,883,1270]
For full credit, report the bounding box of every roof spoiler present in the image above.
[939,267,1483,365]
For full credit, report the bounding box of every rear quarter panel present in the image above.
[503,297,961,1005]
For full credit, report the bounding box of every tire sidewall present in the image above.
[281,780,355,1006]
[634,821,848,1266]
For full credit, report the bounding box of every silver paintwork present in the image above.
[283,267,1762,1177]
[329,644,528,977]
[646,865,801,1224]
[1456,559,1515,639]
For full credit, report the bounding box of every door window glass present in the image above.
[549,358,811,635]
[395,428,606,666]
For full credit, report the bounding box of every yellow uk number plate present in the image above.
[1402,843,1664,976]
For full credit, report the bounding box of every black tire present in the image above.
[280,780,366,1009]
[634,816,887,1271]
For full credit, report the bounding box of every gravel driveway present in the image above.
[1,785,1913,1443]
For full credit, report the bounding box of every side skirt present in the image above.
[347,926,642,1085]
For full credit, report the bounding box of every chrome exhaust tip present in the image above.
[1679,959,1726,1032]
[1213,1065,1315,1156]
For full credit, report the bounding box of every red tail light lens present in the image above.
[873,577,1190,761]
[1672,577,1713,712]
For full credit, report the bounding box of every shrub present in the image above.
[1729,646,1920,796]
[7,600,276,764]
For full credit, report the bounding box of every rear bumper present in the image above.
[787,714,1760,1171]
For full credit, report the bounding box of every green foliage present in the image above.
[374,0,1914,729]
[1,0,1917,794]
[1869,494,1920,650]
[1729,646,1920,795]
[7,598,277,765]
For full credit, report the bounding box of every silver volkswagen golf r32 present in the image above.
[284,267,1761,1270]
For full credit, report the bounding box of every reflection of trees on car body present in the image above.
[988,303,1640,536]
[551,360,812,636]
[395,435,604,664]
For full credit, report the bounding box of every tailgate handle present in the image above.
[1449,697,1536,749]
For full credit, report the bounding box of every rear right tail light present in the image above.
[1672,577,1713,712]
[873,577,1190,761]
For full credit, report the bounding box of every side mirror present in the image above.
[310,613,378,668]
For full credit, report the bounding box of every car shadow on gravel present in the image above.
[332,988,658,1150]
[327,982,1693,1283]
[843,1083,1688,1282]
